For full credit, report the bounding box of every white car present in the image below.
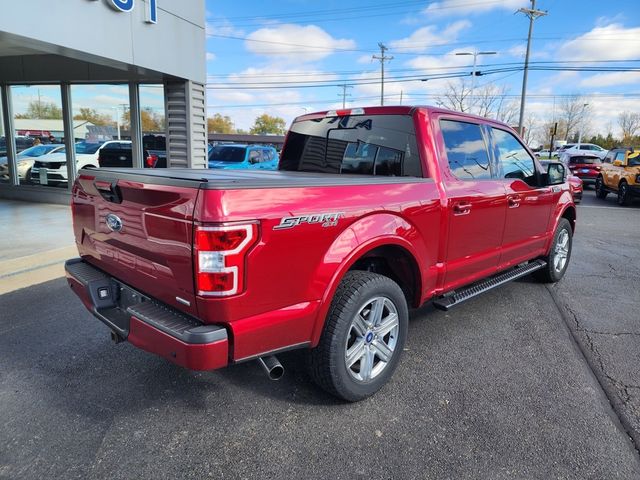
[558,143,608,162]
[31,140,131,186]
[0,144,64,182]
[534,149,559,159]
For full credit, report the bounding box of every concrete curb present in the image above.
[0,245,77,295]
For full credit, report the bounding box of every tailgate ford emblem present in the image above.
[105,213,123,232]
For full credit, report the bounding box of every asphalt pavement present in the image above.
[1,190,640,479]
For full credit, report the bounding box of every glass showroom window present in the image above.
[11,85,65,188]
[71,84,131,173]
[140,84,166,168]
[0,89,9,184]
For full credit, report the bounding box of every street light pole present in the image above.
[517,0,547,134]
[455,50,497,107]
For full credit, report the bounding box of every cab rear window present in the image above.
[279,114,422,177]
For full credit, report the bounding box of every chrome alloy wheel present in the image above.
[344,296,399,383]
[553,229,570,273]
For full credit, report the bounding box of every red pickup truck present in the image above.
[65,106,575,401]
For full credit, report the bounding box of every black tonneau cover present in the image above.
[81,168,431,190]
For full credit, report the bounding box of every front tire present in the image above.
[307,271,408,402]
[534,218,572,283]
[618,181,632,206]
[595,176,608,199]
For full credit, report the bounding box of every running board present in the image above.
[433,260,547,311]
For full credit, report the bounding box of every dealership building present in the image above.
[0,0,207,204]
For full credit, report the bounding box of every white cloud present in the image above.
[558,24,640,61]
[206,18,244,38]
[245,24,355,62]
[580,72,640,88]
[389,20,471,53]
[423,0,528,17]
[206,52,216,61]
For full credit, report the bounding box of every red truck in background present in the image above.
[65,106,575,401]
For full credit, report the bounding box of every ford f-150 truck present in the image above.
[65,106,575,401]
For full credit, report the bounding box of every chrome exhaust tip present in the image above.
[257,355,284,380]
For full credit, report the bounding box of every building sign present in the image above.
[89,0,157,24]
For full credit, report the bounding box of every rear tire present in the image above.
[534,218,572,283]
[595,176,608,199]
[617,181,632,206]
[307,271,408,402]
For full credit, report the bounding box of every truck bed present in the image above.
[83,167,431,190]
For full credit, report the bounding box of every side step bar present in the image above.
[433,260,547,311]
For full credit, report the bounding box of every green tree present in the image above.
[250,114,286,135]
[73,107,113,126]
[15,100,62,119]
[122,107,165,132]
[207,113,235,134]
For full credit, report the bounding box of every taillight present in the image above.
[194,223,258,297]
[146,154,158,167]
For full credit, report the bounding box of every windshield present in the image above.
[17,145,61,158]
[209,146,247,162]
[75,142,102,154]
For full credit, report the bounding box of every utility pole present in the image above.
[373,43,393,106]
[338,84,353,109]
[517,0,547,134]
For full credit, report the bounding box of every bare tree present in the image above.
[521,114,538,146]
[618,111,640,143]
[436,79,473,113]
[436,79,517,123]
[559,95,590,141]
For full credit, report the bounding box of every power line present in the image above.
[207,92,640,109]
[206,0,519,28]
[204,59,640,80]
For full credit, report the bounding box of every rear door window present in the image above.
[439,119,491,180]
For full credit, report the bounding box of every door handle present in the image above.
[453,202,471,216]
[508,195,521,208]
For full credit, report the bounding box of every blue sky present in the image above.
[204,0,640,141]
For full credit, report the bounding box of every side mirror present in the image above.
[612,160,623,167]
[546,162,566,186]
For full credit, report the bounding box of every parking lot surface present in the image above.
[1,190,639,479]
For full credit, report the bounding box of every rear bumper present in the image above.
[65,258,229,370]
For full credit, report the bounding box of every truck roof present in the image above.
[294,105,516,131]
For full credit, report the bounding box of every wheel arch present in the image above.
[309,213,428,347]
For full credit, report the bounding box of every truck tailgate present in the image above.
[72,171,203,316]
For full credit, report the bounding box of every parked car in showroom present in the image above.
[596,147,640,206]
[31,141,122,186]
[561,152,602,187]
[0,143,64,182]
[0,136,35,157]
[208,144,279,170]
[540,159,583,203]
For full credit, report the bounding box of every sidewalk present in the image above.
[0,200,75,294]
